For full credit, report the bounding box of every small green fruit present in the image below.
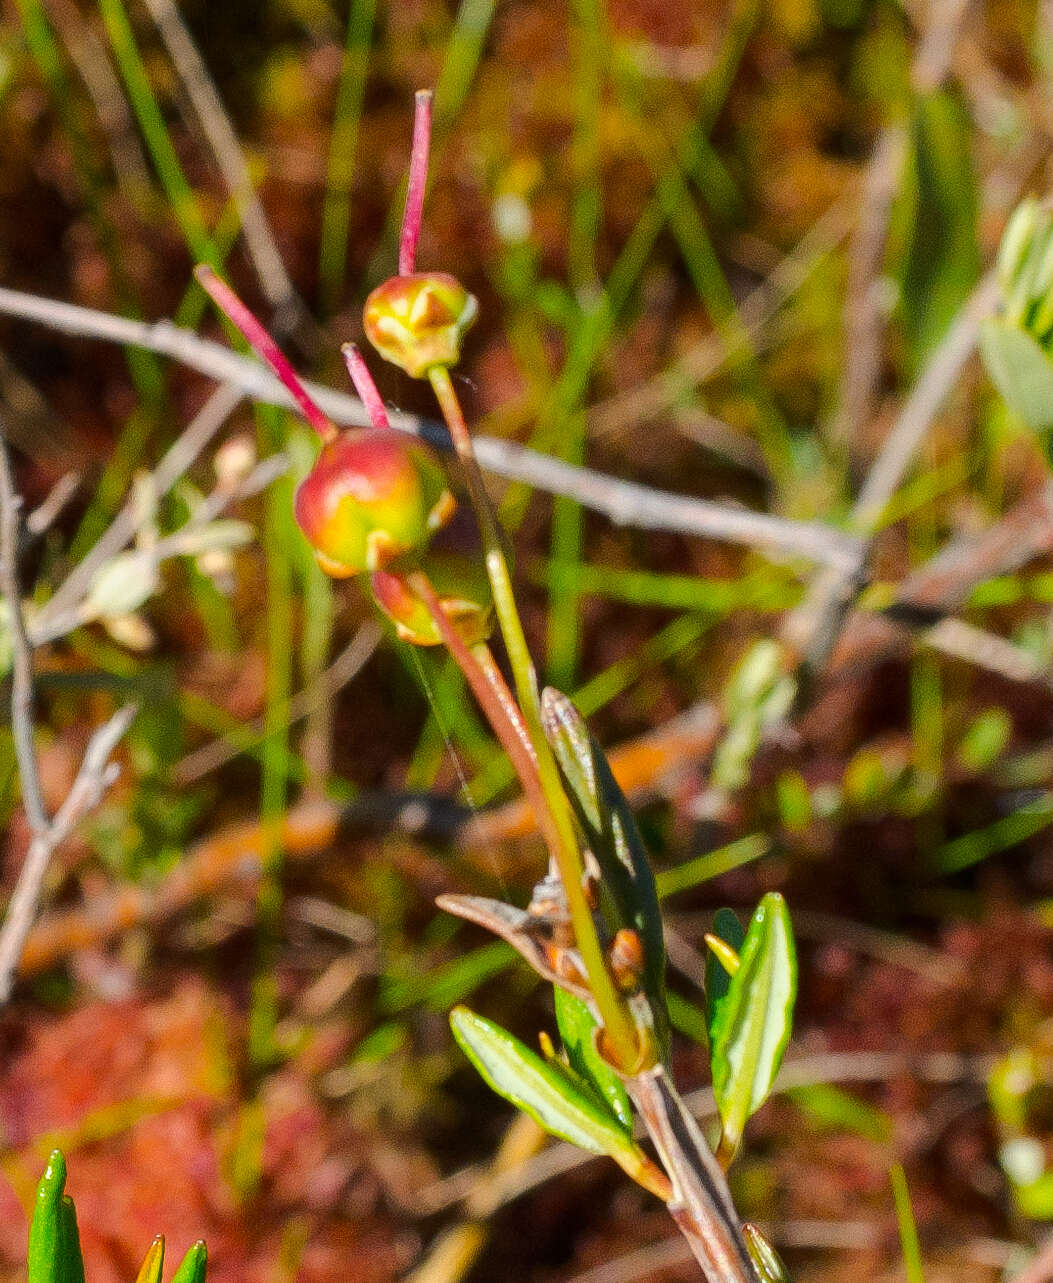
[294,429,454,577]
[363,272,477,378]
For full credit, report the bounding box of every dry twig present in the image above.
[0,285,863,571]
[0,432,136,1002]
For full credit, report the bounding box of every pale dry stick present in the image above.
[404,1113,547,1283]
[828,124,909,452]
[34,381,242,636]
[829,0,973,452]
[0,286,863,571]
[31,447,288,646]
[923,617,1053,688]
[853,271,1001,530]
[0,703,136,1003]
[27,472,81,536]
[173,620,382,784]
[0,435,48,837]
[138,0,312,338]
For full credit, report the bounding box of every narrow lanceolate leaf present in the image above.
[710,893,797,1156]
[451,1006,633,1153]
[451,1007,671,1199]
[705,907,745,1046]
[28,1151,69,1283]
[133,1237,165,1283]
[979,317,1053,432]
[58,1198,85,1283]
[170,1242,208,1283]
[554,987,633,1131]
[540,688,668,1055]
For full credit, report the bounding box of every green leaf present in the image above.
[28,1151,75,1283]
[540,688,668,1055]
[450,1006,637,1158]
[712,641,795,793]
[710,893,797,1155]
[979,317,1053,432]
[58,1199,85,1283]
[787,1083,892,1143]
[898,88,979,368]
[705,907,745,1045]
[554,988,633,1131]
[955,708,1012,774]
[170,1243,208,1283]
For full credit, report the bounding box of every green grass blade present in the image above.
[318,0,377,314]
[890,1164,926,1283]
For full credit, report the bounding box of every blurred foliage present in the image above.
[0,0,1052,1280]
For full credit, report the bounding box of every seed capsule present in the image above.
[294,429,454,578]
[363,272,478,378]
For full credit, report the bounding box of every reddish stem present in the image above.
[407,572,562,859]
[195,265,336,444]
[399,89,433,276]
[341,343,391,430]
[470,642,537,770]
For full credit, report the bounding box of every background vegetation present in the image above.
[1,0,1052,1280]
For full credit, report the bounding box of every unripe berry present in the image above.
[363,272,478,378]
[370,553,492,646]
[294,429,455,578]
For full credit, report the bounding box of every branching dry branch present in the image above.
[0,285,863,571]
[0,432,137,1003]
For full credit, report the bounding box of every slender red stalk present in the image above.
[407,572,559,855]
[341,343,391,430]
[399,89,433,276]
[471,642,537,770]
[195,265,336,443]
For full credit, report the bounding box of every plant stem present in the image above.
[426,364,640,1069]
[342,343,392,430]
[399,90,433,276]
[407,573,560,856]
[629,1066,757,1283]
[470,641,537,770]
[195,265,337,444]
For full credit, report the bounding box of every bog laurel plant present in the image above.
[196,90,798,1283]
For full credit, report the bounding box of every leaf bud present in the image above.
[370,552,492,646]
[608,928,645,993]
[294,429,455,578]
[363,272,478,378]
[742,1223,792,1282]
